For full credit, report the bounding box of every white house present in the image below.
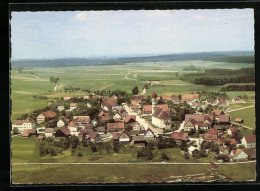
[119,129,131,143]
[70,103,77,111]
[57,118,69,128]
[133,122,142,131]
[68,121,79,136]
[113,113,122,121]
[12,118,36,133]
[37,110,56,124]
[241,135,256,148]
[45,128,54,138]
[229,149,248,161]
[144,128,156,139]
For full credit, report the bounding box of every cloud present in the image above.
[74,12,88,21]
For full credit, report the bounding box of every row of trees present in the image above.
[220,85,255,92]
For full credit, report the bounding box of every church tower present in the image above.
[152,92,157,115]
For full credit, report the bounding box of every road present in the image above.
[226,105,254,113]
[12,160,256,165]
[123,104,163,134]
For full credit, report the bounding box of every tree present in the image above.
[132,86,139,95]
[70,136,79,149]
[12,127,19,135]
[113,142,120,153]
[162,153,169,161]
[184,153,190,160]
[89,142,97,152]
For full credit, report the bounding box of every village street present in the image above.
[226,105,254,113]
[123,104,163,134]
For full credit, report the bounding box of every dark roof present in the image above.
[112,132,120,140]
[219,146,229,152]
[243,148,256,158]
[185,114,214,124]
[107,122,124,129]
[152,108,171,120]
[243,135,256,143]
[207,129,217,134]
[84,124,94,130]
[59,126,70,136]
[120,129,131,138]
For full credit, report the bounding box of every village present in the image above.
[11,90,256,163]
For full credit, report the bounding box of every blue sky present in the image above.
[11,9,254,59]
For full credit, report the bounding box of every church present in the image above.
[151,92,172,129]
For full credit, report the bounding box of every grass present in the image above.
[229,107,255,129]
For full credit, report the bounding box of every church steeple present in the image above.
[152,92,157,115]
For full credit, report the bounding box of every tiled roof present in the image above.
[124,115,136,123]
[171,132,188,140]
[143,105,152,112]
[84,124,94,130]
[59,126,70,136]
[70,103,77,107]
[219,115,230,123]
[207,129,217,134]
[73,116,90,123]
[144,128,155,136]
[41,110,56,118]
[45,128,54,133]
[243,135,256,143]
[203,134,218,140]
[107,122,124,129]
[69,121,78,127]
[112,132,120,140]
[120,129,131,138]
[133,135,145,142]
[212,110,224,116]
[181,94,199,100]
[152,108,171,120]
[185,114,214,124]
[243,148,256,158]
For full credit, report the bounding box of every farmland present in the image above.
[11,60,255,120]
[229,107,256,129]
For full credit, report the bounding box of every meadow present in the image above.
[229,107,256,129]
[11,60,255,120]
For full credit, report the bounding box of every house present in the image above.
[227,127,237,136]
[205,98,216,105]
[101,103,112,111]
[98,111,110,122]
[63,97,73,101]
[119,108,128,118]
[133,135,146,147]
[37,135,44,141]
[207,129,218,136]
[229,149,248,161]
[85,132,102,143]
[232,97,244,103]
[143,104,169,114]
[45,128,54,138]
[124,115,136,124]
[241,135,256,148]
[84,124,94,131]
[184,114,214,131]
[132,122,142,131]
[225,138,237,146]
[152,108,172,129]
[73,116,90,126]
[84,95,89,100]
[107,122,125,132]
[118,129,131,143]
[101,98,118,111]
[188,146,200,156]
[112,132,120,142]
[112,105,123,112]
[144,128,156,139]
[171,132,189,144]
[130,105,139,113]
[68,121,79,136]
[113,113,122,121]
[202,134,218,143]
[22,129,37,138]
[217,98,227,106]
[235,118,243,123]
[181,94,200,101]
[55,126,70,137]
[78,129,92,140]
[219,146,230,155]
[37,110,57,124]
[172,97,180,104]
[218,115,230,125]
[49,102,65,111]
[12,118,36,133]
[57,118,69,128]
[70,103,77,110]
[243,148,256,160]
[212,110,224,118]
[96,126,106,134]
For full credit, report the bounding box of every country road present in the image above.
[12,160,256,166]
[226,105,254,113]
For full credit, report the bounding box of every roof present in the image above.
[101,115,110,121]
[98,111,108,117]
[243,135,256,143]
[59,126,70,136]
[181,94,199,100]
[184,118,197,126]
[69,121,78,127]
[124,115,136,123]
[171,132,188,140]
[84,124,94,130]
[188,146,199,152]
[73,116,90,123]
[228,127,237,133]
[112,132,120,140]
[157,104,169,111]
[233,97,242,101]
[185,114,214,124]
[59,118,69,124]
[87,131,98,139]
[22,129,37,137]
[152,92,157,98]
[217,137,225,144]
[84,96,89,99]
[235,118,243,122]
[131,105,138,110]
[45,128,54,133]
[144,128,155,136]
[107,122,125,129]
[243,148,256,158]
[143,105,152,112]
[70,103,77,107]
[12,117,34,125]
[219,115,230,123]
[133,135,145,142]
[97,126,106,132]
[120,129,131,138]
[102,98,118,106]
[227,138,237,145]
[40,110,56,119]
[207,129,217,134]
[37,135,44,140]
[203,134,218,140]
[212,110,224,116]
[233,149,244,157]
[152,107,171,120]
[219,146,229,153]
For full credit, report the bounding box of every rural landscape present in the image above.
[10,10,256,184]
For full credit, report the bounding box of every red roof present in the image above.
[59,126,70,136]
[124,115,136,123]
[219,115,230,123]
[22,129,36,137]
[185,114,214,124]
[84,96,89,99]
[73,116,90,123]
[107,122,124,130]
[229,127,237,133]
[184,118,197,126]
[84,124,94,130]
[12,117,34,125]
[70,103,77,107]
[98,111,109,117]
[235,118,243,123]
[243,135,256,143]
[243,148,256,158]
[152,108,171,120]
[157,104,169,111]
[112,132,120,140]
[203,134,218,140]
[143,105,152,112]
[171,132,188,140]
[207,129,217,135]
[152,92,157,98]
[181,94,199,100]
[69,121,77,127]
[212,110,224,116]
[41,110,56,119]
[131,105,138,110]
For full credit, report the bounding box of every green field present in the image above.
[11,60,255,120]
[229,107,255,129]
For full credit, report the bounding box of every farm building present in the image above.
[37,110,57,124]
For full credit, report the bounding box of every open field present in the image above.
[229,107,256,129]
[11,60,255,120]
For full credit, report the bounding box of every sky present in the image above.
[11,9,254,59]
